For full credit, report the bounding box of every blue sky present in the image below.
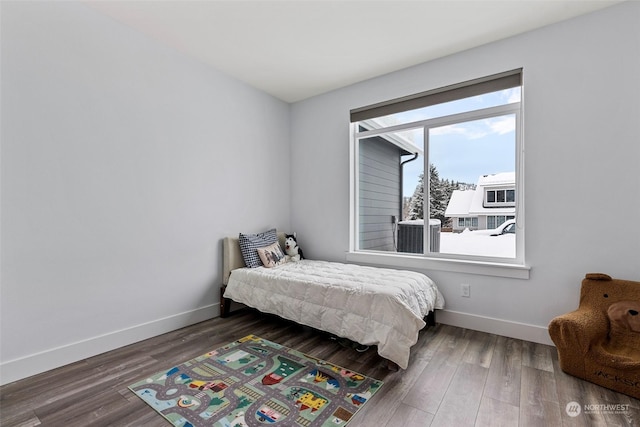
[402,115,516,194]
[384,88,520,195]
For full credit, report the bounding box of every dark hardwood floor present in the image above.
[1,309,638,426]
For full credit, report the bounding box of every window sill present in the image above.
[345,251,530,279]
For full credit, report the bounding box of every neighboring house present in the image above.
[358,119,422,251]
[445,172,515,232]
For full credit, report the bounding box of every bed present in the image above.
[220,232,445,369]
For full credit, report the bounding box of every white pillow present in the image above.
[257,241,288,268]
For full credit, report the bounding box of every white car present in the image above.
[490,219,516,236]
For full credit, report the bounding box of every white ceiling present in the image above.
[85,0,621,103]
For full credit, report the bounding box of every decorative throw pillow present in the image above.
[238,228,278,268]
[257,241,287,268]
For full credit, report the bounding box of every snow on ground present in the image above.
[439,229,515,258]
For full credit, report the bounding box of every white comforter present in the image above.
[224,259,444,369]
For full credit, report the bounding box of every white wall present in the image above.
[2,0,638,387]
[1,2,290,384]
[291,2,640,342]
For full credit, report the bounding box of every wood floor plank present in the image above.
[552,353,611,427]
[593,388,638,427]
[0,411,41,427]
[402,325,472,413]
[483,335,523,407]
[35,387,129,426]
[430,362,488,426]
[462,330,497,368]
[520,365,562,426]
[522,340,554,372]
[475,395,519,427]
[2,309,639,427]
[0,359,93,418]
[385,403,434,427]
[350,324,445,426]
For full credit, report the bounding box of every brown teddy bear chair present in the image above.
[549,273,640,399]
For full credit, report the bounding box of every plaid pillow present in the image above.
[238,228,278,268]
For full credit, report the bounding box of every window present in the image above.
[487,215,515,230]
[350,69,524,266]
[458,218,478,228]
[485,189,516,207]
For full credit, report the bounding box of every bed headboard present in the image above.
[222,232,287,285]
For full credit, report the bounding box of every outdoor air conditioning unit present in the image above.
[397,219,440,253]
[429,219,441,253]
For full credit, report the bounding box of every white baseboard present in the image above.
[436,309,555,346]
[0,304,218,386]
[1,306,553,386]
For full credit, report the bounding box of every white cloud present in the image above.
[430,124,486,139]
[430,115,515,140]
[507,87,522,104]
[486,116,516,135]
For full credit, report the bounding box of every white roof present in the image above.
[445,190,476,217]
[446,173,516,217]
[477,172,515,187]
[359,118,423,156]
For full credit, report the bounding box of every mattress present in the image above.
[223,259,444,369]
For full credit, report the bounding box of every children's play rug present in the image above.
[129,335,383,427]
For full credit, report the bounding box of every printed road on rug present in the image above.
[129,334,383,427]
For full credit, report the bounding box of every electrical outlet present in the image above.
[461,283,471,298]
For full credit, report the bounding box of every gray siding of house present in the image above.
[359,137,402,251]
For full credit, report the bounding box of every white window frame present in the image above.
[458,217,478,228]
[485,188,516,207]
[487,215,515,229]
[348,102,528,279]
